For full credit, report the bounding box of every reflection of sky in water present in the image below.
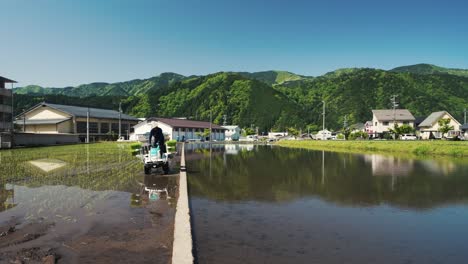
[28,159,67,173]
[1,184,131,227]
[188,145,468,264]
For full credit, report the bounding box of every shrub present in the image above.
[349,131,369,140]
[166,140,177,147]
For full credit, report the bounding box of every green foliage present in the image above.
[391,64,468,78]
[389,124,415,138]
[336,133,345,140]
[286,127,300,137]
[242,127,256,136]
[349,131,369,140]
[166,140,177,147]
[13,66,468,132]
[438,118,454,138]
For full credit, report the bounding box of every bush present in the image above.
[336,134,345,140]
[349,131,369,140]
[166,140,177,147]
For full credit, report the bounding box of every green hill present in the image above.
[391,64,468,77]
[12,65,468,132]
[236,70,312,86]
[14,72,185,97]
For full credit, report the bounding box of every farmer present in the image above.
[148,124,167,158]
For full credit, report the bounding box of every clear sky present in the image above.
[1,0,467,87]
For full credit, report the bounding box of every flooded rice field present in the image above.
[187,144,468,264]
[0,143,178,264]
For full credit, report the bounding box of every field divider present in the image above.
[172,143,194,264]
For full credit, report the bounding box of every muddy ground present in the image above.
[0,173,179,264]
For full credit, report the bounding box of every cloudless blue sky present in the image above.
[1,0,468,87]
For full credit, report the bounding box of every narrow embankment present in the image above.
[172,143,194,264]
[276,140,468,157]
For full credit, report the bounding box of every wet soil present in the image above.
[0,173,179,264]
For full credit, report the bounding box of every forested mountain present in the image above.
[13,65,468,132]
[391,64,468,78]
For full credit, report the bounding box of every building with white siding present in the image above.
[371,109,415,135]
[131,117,226,142]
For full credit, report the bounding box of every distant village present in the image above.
[1,75,467,148]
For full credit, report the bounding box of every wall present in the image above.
[26,107,70,120]
[14,133,79,146]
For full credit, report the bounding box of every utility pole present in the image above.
[209,109,212,142]
[223,114,227,126]
[464,108,467,124]
[86,107,90,143]
[118,102,122,139]
[390,95,398,140]
[322,100,326,131]
[343,115,348,129]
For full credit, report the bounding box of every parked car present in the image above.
[400,134,417,140]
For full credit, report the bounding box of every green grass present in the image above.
[276,140,468,157]
[0,142,143,191]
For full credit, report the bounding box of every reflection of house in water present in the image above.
[364,154,414,177]
[28,159,67,173]
[419,160,456,176]
[0,184,16,212]
[224,144,255,155]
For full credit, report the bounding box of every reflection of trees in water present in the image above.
[187,146,468,209]
[0,183,16,212]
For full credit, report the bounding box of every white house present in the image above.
[131,117,226,142]
[418,111,461,139]
[371,109,415,135]
[268,132,288,139]
[315,129,332,140]
[222,125,240,141]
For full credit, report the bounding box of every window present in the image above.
[375,122,377,126]
[383,122,389,126]
[89,122,98,134]
[121,123,129,134]
[100,123,109,134]
[77,122,87,133]
[111,123,119,133]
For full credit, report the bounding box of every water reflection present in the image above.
[131,175,178,207]
[188,144,468,264]
[187,145,468,209]
[0,183,16,212]
[28,159,67,173]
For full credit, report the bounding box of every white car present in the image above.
[400,134,417,140]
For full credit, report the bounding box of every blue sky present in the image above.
[1,0,467,87]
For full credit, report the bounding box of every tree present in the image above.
[389,124,415,139]
[286,127,300,138]
[438,118,454,138]
[242,128,256,136]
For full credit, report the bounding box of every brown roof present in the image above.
[0,76,17,83]
[148,117,226,130]
[372,109,415,121]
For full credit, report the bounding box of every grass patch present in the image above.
[276,140,468,158]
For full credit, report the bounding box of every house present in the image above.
[131,117,226,142]
[371,109,415,135]
[419,111,461,139]
[364,121,373,135]
[222,125,241,141]
[15,102,139,142]
[268,132,288,139]
[350,122,365,133]
[0,76,16,149]
[315,129,332,140]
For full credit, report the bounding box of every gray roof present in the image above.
[14,118,71,125]
[372,109,415,121]
[461,124,468,130]
[419,111,448,127]
[37,103,139,121]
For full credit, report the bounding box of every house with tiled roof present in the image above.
[371,109,415,135]
[15,102,139,142]
[418,111,461,139]
[131,117,226,142]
